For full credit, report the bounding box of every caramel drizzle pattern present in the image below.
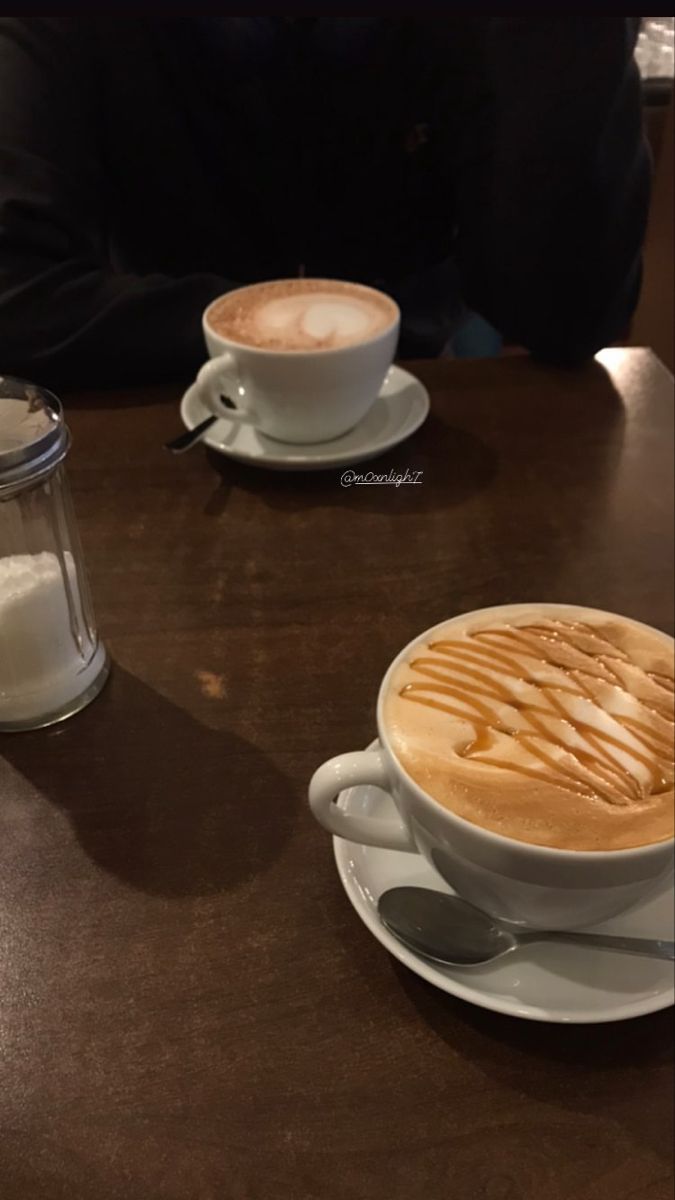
[399,622,674,806]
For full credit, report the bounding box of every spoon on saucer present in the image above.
[378,887,675,966]
[165,394,240,454]
[164,414,217,454]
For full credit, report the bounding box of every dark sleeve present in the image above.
[451,18,650,364]
[0,19,230,388]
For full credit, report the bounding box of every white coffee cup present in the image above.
[309,604,674,929]
[198,280,400,444]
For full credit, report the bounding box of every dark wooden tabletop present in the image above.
[1,348,673,1200]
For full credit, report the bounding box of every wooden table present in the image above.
[1,349,673,1200]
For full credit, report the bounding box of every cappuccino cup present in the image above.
[309,604,675,928]
[197,279,399,444]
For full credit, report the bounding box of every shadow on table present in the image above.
[202,414,497,518]
[390,959,673,1160]
[62,382,189,410]
[0,667,295,899]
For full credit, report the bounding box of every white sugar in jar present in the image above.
[0,378,108,730]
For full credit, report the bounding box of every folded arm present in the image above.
[451,18,650,363]
[0,19,228,388]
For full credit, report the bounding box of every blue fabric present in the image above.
[451,313,504,358]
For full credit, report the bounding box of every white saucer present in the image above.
[333,741,675,1024]
[179,365,429,471]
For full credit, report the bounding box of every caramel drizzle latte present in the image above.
[399,622,674,806]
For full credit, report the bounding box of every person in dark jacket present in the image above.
[0,18,650,387]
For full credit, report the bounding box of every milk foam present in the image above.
[208,280,396,351]
[255,295,376,345]
[384,607,675,851]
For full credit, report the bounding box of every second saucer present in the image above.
[179,365,429,472]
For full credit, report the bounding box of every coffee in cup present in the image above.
[197,279,400,444]
[383,608,674,852]
[309,604,675,928]
[207,279,397,352]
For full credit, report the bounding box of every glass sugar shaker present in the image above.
[0,376,109,730]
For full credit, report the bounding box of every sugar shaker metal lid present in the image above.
[0,376,70,490]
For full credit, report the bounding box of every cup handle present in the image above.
[309,749,417,852]
[196,352,259,425]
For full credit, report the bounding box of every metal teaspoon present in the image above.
[378,887,675,966]
[164,414,217,454]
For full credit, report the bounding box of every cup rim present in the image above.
[376,602,675,862]
[202,278,400,358]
